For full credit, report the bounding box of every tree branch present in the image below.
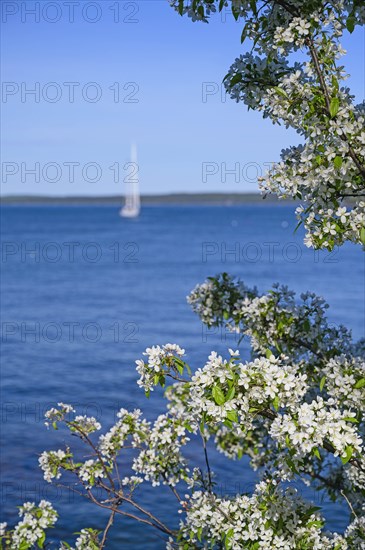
[100,509,116,548]
[305,36,365,181]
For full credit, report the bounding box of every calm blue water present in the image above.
[1,205,364,548]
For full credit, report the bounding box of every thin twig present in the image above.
[66,422,115,489]
[341,490,358,519]
[86,489,173,536]
[100,509,116,548]
[95,479,172,533]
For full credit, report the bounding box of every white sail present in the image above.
[120,142,141,218]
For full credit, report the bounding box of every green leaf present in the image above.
[249,0,257,16]
[315,155,322,166]
[360,228,365,246]
[37,532,46,549]
[226,410,238,423]
[225,386,235,402]
[354,378,365,389]
[272,396,280,411]
[331,75,339,92]
[274,341,283,353]
[52,421,58,430]
[265,348,273,359]
[343,417,358,423]
[307,520,324,528]
[313,447,321,460]
[334,156,343,169]
[306,506,322,515]
[346,16,355,33]
[212,385,225,406]
[176,362,184,375]
[294,220,303,234]
[229,73,243,86]
[197,5,205,18]
[241,23,249,44]
[225,528,234,549]
[329,97,339,118]
[319,376,326,392]
[274,86,288,99]
[341,445,353,465]
[197,527,203,542]
[286,458,298,474]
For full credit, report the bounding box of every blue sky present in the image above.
[1,0,364,196]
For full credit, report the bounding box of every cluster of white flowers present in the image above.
[169,480,337,549]
[132,414,190,486]
[45,402,75,428]
[78,459,105,488]
[70,415,102,435]
[345,461,365,495]
[320,354,365,409]
[61,528,101,550]
[188,279,228,326]
[39,449,69,483]
[188,274,353,360]
[188,274,255,327]
[2,501,58,549]
[342,513,365,549]
[121,475,143,488]
[176,1,365,249]
[98,408,148,460]
[190,350,308,423]
[230,45,364,249]
[270,397,363,459]
[136,343,186,393]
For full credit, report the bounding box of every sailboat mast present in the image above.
[131,142,140,209]
[120,141,140,217]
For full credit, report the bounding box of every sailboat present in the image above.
[120,143,141,218]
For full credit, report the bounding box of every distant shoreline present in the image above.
[0,193,296,206]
